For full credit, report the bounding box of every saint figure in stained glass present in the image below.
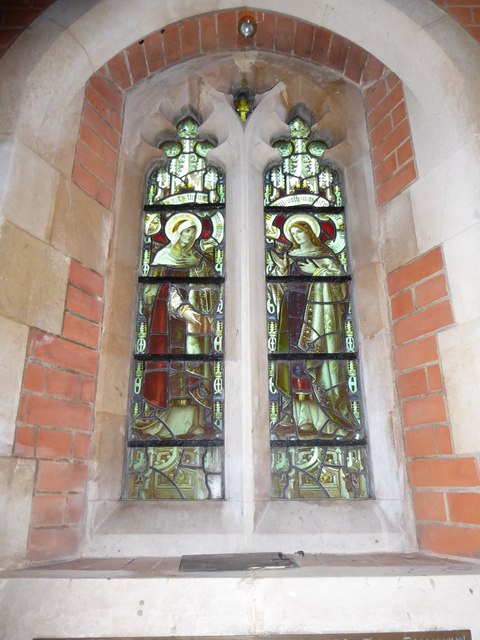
[139,211,221,439]
[269,214,347,352]
[125,114,225,500]
[265,113,368,500]
[267,212,359,440]
[146,212,217,352]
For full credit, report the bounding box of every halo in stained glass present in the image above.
[125,113,226,501]
[264,112,368,500]
[139,209,224,277]
[265,211,348,275]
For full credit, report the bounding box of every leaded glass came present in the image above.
[264,115,369,499]
[125,117,225,500]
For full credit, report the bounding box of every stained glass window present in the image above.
[265,115,369,499]
[125,116,225,500]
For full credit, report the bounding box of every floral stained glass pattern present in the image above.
[125,117,225,500]
[265,115,369,499]
[127,446,223,500]
[271,445,368,499]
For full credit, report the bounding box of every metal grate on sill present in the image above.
[179,552,299,572]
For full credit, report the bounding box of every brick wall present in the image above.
[0,3,468,209]
[365,70,417,207]
[389,247,480,557]
[0,0,480,63]
[433,1,480,42]
[14,261,104,561]
[72,70,123,210]
[14,9,418,562]
[0,0,55,59]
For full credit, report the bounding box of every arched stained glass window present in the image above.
[125,116,225,500]
[265,115,369,499]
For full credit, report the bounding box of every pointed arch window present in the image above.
[125,116,225,500]
[265,115,369,499]
[124,109,370,502]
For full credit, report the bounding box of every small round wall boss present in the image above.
[238,15,257,38]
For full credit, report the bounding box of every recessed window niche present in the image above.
[86,51,415,557]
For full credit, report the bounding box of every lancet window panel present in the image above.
[125,116,225,500]
[264,115,369,500]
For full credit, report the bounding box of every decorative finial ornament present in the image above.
[238,15,257,38]
[234,91,254,122]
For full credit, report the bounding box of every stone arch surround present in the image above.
[1,1,480,564]
[2,1,480,60]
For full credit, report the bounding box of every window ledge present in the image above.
[84,497,414,556]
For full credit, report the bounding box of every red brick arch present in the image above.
[433,0,480,41]
[72,9,416,210]
[13,7,480,562]
[0,0,480,58]
[2,2,480,58]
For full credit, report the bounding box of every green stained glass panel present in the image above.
[307,140,328,157]
[146,117,225,206]
[265,113,368,499]
[162,140,182,157]
[264,116,342,208]
[271,445,368,499]
[265,211,348,275]
[140,210,224,277]
[269,359,363,442]
[135,283,223,357]
[266,282,350,354]
[126,446,223,500]
[129,360,223,441]
[126,114,225,501]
